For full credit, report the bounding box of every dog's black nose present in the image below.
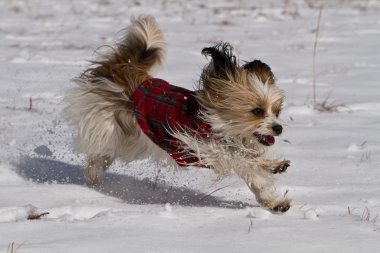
[272,124,283,135]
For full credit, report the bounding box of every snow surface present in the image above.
[1,0,380,252]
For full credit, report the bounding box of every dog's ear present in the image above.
[202,42,237,79]
[243,60,275,85]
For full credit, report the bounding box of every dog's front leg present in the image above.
[258,158,290,174]
[246,176,290,213]
[234,164,291,213]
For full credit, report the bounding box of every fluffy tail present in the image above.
[83,15,165,96]
[66,16,164,159]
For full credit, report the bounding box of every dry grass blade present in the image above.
[247,218,254,233]
[29,96,33,111]
[200,185,229,200]
[372,214,378,224]
[314,95,346,112]
[361,207,370,222]
[7,242,23,253]
[312,6,323,108]
[283,189,289,198]
[151,168,161,190]
[315,100,344,112]
[360,150,371,162]
[360,140,367,148]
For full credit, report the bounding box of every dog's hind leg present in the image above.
[85,155,114,185]
[67,77,132,185]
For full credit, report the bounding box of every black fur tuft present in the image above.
[243,59,275,84]
[201,42,237,79]
[242,60,271,72]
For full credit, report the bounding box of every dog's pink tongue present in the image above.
[264,135,275,145]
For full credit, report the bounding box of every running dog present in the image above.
[67,16,291,213]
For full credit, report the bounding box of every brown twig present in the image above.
[27,212,49,220]
[29,96,32,111]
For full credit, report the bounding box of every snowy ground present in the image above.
[1,0,380,252]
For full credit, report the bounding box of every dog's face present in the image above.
[197,43,284,149]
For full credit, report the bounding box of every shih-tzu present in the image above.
[67,16,291,213]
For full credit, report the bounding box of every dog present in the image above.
[67,16,291,213]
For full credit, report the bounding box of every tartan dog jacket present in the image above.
[132,78,211,166]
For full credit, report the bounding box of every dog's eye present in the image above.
[251,108,265,117]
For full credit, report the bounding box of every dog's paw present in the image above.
[272,160,290,174]
[270,198,291,213]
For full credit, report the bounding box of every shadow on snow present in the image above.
[13,155,254,209]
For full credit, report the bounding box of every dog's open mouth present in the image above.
[255,134,275,146]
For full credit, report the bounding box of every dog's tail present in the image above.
[84,15,165,96]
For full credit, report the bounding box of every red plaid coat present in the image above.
[132,78,211,166]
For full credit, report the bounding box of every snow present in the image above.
[1,0,380,252]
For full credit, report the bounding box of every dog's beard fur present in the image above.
[66,16,291,213]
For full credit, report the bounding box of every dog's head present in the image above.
[197,42,284,150]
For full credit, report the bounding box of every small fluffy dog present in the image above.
[67,16,291,213]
